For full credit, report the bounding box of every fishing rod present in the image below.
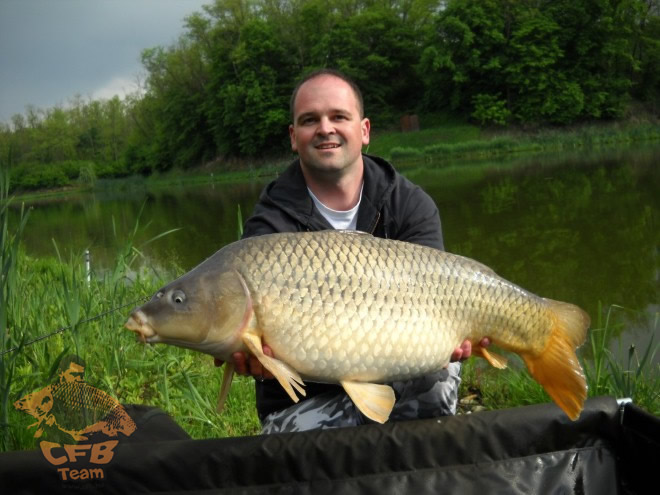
[0,297,149,357]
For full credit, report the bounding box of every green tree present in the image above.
[631,0,660,111]
[32,108,77,163]
[316,3,425,123]
[419,0,508,114]
[138,36,214,169]
[420,0,643,124]
[206,11,293,156]
[546,0,636,119]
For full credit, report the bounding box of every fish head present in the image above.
[125,268,250,360]
[14,386,54,419]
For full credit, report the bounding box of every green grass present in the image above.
[366,121,482,157]
[366,119,660,165]
[0,248,263,452]
[583,303,659,413]
[0,191,262,452]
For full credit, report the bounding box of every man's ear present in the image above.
[289,124,297,152]
[361,118,371,146]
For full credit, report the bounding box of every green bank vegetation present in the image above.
[1,176,657,452]
[384,121,660,162]
[0,176,262,451]
[7,119,660,201]
[2,0,660,193]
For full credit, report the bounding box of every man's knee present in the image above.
[261,392,362,434]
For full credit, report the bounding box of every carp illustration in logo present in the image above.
[14,362,136,442]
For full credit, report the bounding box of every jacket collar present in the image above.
[261,154,396,232]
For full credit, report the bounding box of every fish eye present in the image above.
[172,290,186,304]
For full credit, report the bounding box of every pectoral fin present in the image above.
[217,362,235,413]
[242,331,306,403]
[473,344,508,369]
[340,380,396,424]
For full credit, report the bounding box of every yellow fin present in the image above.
[473,345,508,369]
[217,362,235,413]
[242,331,306,403]
[543,298,591,347]
[522,301,590,420]
[340,381,396,424]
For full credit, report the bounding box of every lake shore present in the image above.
[11,119,660,203]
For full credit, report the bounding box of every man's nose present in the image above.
[317,117,335,135]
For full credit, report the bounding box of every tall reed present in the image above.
[584,303,659,413]
[0,170,30,450]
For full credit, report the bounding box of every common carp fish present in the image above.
[14,362,136,441]
[125,231,590,423]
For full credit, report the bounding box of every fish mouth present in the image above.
[125,311,159,343]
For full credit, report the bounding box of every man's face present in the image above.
[289,75,370,178]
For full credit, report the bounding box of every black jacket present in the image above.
[243,154,444,421]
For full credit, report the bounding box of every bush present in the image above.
[471,94,511,126]
[390,147,423,159]
[10,163,69,191]
[8,160,101,191]
[95,160,130,179]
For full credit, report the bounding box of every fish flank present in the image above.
[127,231,591,421]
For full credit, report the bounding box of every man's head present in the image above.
[289,69,370,181]
[290,69,365,121]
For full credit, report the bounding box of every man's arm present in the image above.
[391,183,444,250]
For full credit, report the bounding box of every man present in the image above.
[217,69,488,433]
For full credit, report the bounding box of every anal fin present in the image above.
[341,380,395,424]
[473,344,508,369]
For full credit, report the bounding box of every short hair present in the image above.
[289,68,365,122]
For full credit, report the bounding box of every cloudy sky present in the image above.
[0,0,209,123]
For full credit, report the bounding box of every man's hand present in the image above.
[450,338,491,362]
[214,345,275,380]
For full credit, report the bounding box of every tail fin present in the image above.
[521,299,590,420]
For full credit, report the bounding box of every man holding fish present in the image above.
[127,68,589,431]
[220,69,490,433]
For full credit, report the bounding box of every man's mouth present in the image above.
[315,143,341,149]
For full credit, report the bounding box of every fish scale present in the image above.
[126,230,590,422]
[244,234,476,382]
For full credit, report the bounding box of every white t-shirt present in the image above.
[307,183,363,230]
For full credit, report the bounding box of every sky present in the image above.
[0,0,210,124]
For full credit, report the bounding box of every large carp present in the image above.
[125,231,590,423]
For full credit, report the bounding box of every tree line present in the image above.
[1,0,658,190]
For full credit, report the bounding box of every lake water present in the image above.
[12,145,660,361]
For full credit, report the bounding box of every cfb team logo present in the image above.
[14,358,136,483]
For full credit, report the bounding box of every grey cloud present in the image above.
[0,0,209,122]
